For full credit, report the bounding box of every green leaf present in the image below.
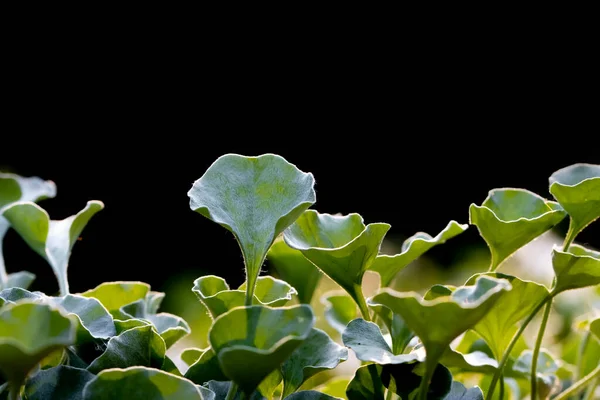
[469,189,566,270]
[193,276,297,320]
[314,378,350,399]
[549,163,600,246]
[181,348,204,367]
[465,273,550,359]
[203,381,264,400]
[0,301,76,387]
[552,244,600,293]
[321,291,358,334]
[285,391,342,399]
[188,154,316,300]
[146,291,166,314]
[24,365,95,400]
[267,237,322,304]
[281,328,348,397]
[48,294,116,343]
[5,271,35,290]
[162,355,182,376]
[342,319,420,364]
[146,313,190,349]
[513,350,561,399]
[591,318,600,340]
[445,381,484,400]
[0,287,43,305]
[82,366,205,399]
[346,364,384,400]
[284,211,390,318]
[368,301,414,354]
[184,348,228,384]
[81,281,150,316]
[370,221,468,286]
[258,369,282,399]
[87,325,166,374]
[368,276,511,389]
[440,348,498,374]
[209,305,315,395]
[2,200,104,295]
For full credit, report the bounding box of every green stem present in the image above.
[576,331,591,382]
[562,224,577,252]
[553,363,600,400]
[486,295,551,400]
[225,382,239,400]
[418,348,442,400]
[9,382,21,400]
[582,377,598,400]
[58,276,69,297]
[530,300,552,400]
[499,374,505,400]
[354,285,371,322]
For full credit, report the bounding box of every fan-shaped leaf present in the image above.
[320,291,358,334]
[552,244,600,293]
[184,348,228,385]
[445,381,484,400]
[49,294,116,343]
[81,281,150,315]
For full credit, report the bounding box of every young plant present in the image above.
[0,156,598,400]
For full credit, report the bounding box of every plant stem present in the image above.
[576,331,591,382]
[225,382,239,400]
[499,375,505,400]
[562,226,576,252]
[486,295,551,400]
[58,276,69,297]
[553,363,600,400]
[582,377,598,400]
[418,348,442,400]
[9,382,21,400]
[530,300,552,400]
[354,285,371,322]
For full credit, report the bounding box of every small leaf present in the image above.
[188,154,316,299]
[181,348,204,367]
[465,273,550,359]
[444,381,484,400]
[5,271,35,290]
[552,244,600,293]
[267,237,322,304]
[285,391,342,399]
[24,365,95,400]
[284,211,390,317]
[513,349,561,399]
[320,291,358,334]
[549,163,600,245]
[2,200,104,295]
[49,294,116,343]
[147,313,190,349]
[239,276,297,307]
[342,319,420,364]
[370,221,468,286]
[185,348,228,384]
[82,366,204,399]
[209,305,314,395]
[87,325,166,374]
[0,302,76,387]
[469,189,566,270]
[281,328,348,397]
[81,281,150,315]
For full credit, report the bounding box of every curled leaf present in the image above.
[181,348,204,367]
[552,244,600,294]
[188,154,316,301]
[81,281,150,314]
[49,294,116,343]
[320,291,358,334]
[469,189,566,270]
[184,348,228,385]
[445,381,484,400]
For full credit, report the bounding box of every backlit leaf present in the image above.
[552,244,600,293]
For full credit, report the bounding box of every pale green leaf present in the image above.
[314,377,350,399]
[591,318,600,340]
[469,189,566,270]
[320,291,358,334]
[146,313,190,349]
[549,163,600,245]
[81,281,150,316]
[188,154,316,298]
[209,305,314,394]
[5,271,35,290]
[49,294,116,343]
[445,381,484,400]
[0,287,43,305]
[552,244,600,293]
[284,211,390,318]
[267,237,322,304]
[281,328,348,397]
[513,349,561,399]
[370,221,468,286]
[24,365,94,400]
[239,276,297,307]
[82,366,204,399]
[2,200,103,295]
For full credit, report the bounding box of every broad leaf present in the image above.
[5,271,35,290]
[368,301,414,354]
[440,348,498,374]
[185,348,228,384]
[314,378,350,399]
[552,244,600,294]
[281,328,348,397]
[469,189,566,270]
[188,154,316,300]
[81,281,150,317]
[284,211,390,317]
[346,364,384,400]
[445,381,484,400]
[0,287,43,305]
[370,220,468,286]
[87,325,166,374]
[203,381,264,400]
[267,237,322,304]
[239,276,297,307]
[0,173,55,290]
[49,294,116,343]
[321,291,358,334]
[368,276,511,388]
[342,319,420,364]
[466,273,550,359]
[24,365,94,400]
[513,349,561,399]
[2,200,103,295]
[181,348,204,367]
[0,302,76,388]
[209,305,314,394]
[549,163,600,245]
[82,367,205,399]
[285,391,342,399]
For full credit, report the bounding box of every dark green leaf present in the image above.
[49,294,116,343]
[370,221,468,286]
[346,364,384,400]
[82,366,205,399]
[188,154,316,298]
[284,210,390,316]
[549,163,600,245]
[342,319,420,364]
[552,244,600,293]
[203,381,264,400]
[162,356,182,376]
[469,189,566,270]
[209,305,314,395]
[285,391,342,399]
[87,325,166,374]
[444,381,484,399]
[281,328,348,397]
[185,348,228,384]
[267,237,322,304]
[24,365,94,400]
[320,291,358,334]
[2,200,103,295]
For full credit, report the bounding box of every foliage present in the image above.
[0,155,599,400]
